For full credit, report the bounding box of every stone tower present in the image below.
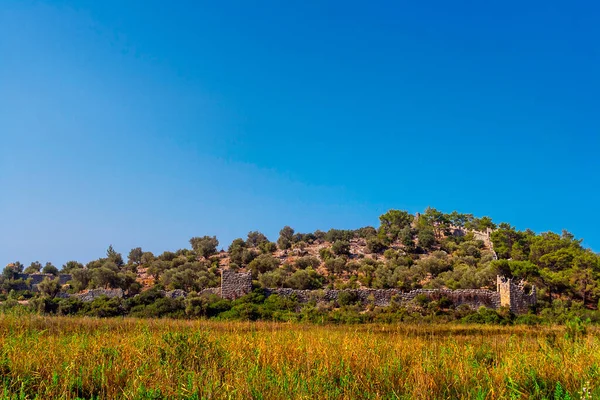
[496,276,536,313]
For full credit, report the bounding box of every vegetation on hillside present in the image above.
[2,207,599,323]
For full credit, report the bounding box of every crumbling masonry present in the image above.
[497,275,537,313]
[220,270,536,313]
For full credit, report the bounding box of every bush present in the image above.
[295,256,321,270]
[130,298,185,318]
[259,241,278,254]
[324,257,348,274]
[258,269,287,288]
[461,307,511,325]
[248,255,280,275]
[366,237,387,254]
[57,298,84,315]
[332,241,351,256]
[319,248,334,261]
[82,296,124,318]
[285,268,325,290]
[338,291,360,306]
[418,229,435,249]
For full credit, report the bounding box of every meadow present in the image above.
[0,314,597,399]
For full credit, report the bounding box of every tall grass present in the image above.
[0,314,597,399]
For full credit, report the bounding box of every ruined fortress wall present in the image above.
[72,288,124,302]
[264,288,501,309]
[221,270,252,300]
[497,276,536,313]
[218,270,533,312]
[14,273,72,291]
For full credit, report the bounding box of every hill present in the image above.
[2,207,599,323]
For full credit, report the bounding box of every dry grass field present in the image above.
[0,314,597,399]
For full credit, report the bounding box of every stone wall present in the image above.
[265,288,500,309]
[14,273,72,291]
[72,288,124,302]
[221,270,252,300]
[162,287,221,299]
[219,270,534,313]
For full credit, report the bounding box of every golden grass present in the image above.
[0,315,597,399]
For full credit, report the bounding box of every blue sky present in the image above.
[1,0,598,267]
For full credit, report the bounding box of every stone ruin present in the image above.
[34,269,536,314]
[497,275,537,314]
[219,270,536,313]
[14,273,72,292]
[221,270,252,300]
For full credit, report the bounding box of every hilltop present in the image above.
[2,207,599,323]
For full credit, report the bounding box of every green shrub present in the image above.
[338,291,360,306]
[332,241,350,256]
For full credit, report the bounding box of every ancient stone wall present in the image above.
[265,288,501,309]
[162,287,221,299]
[221,270,252,300]
[219,271,534,313]
[72,288,124,302]
[14,273,72,291]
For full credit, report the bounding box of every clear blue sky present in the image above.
[1,0,598,268]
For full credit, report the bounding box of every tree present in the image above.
[448,211,473,228]
[490,224,532,260]
[248,254,280,275]
[189,236,219,259]
[378,210,414,241]
[284,268,325,290]
[324,257,348,274]
[128,247,143,265]
[400,226,415,250]
[366,237,387,254]
[91,267,119,289]
[319,248,334,261]
[24,261,42,274]
[418,228,435,249]
[160,251,178,262]
[70,268,91,291]
[259,241,278,254]
[148,260,170,280]
[229,238,258,267]
[141,252,155,266]
[356,226,377,239]
[465,216,497,231]
[277,226,295,250]
[246,231,268,248]
[12,262,24,273]
[42,262,59,276]
[295,256,321,270]
[117,271,138,292]
[38,277,61,298]
[421,207,450,238]
[332,240,351,256]
[61,261,83,273]
[2,263,22,280]
[160,262,219,292]
[258,269,287,288]
[324,229,354,243]
[106,245,124,267]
